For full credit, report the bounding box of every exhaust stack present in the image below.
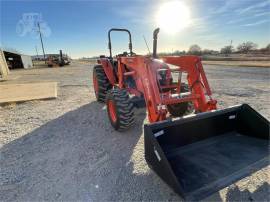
[153,28,160,58]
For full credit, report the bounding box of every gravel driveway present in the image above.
[1,62,269,201]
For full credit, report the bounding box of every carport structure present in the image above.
[1,49,33,70]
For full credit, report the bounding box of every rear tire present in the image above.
[93,65,112,102]
[106,89,135,131]
[167,83,194,117]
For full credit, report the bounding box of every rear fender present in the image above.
[99,58,115,85]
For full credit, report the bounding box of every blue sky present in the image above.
[1,0,270,58]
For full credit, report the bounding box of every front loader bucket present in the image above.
[144,104,269,200]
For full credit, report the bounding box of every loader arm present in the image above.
[118,55,216,122]
[119,56,166,122]
[162,56,217,112]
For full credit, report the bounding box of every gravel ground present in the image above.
[0,62,269,201]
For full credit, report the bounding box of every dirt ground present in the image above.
[202,60,270,67]
[0,62,269,201]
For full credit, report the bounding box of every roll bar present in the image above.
[108,28,133,58]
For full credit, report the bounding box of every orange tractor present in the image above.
[92,28,269,200]
[93,28,216,129]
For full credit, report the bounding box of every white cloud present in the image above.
[197,34,221,40]
[110,5,154,25]
[189,16,210,33]
[227,18,246,25]
[254,11,270,17]
[209,0,244,15]
[242,19,269,26]
[236,0,270,14]
[210,0,233,14]
[226,14,266,25]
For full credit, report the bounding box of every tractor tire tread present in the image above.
[106,89,135,131]
[93,65,112,102]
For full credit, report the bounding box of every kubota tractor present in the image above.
[93,28,217,130]
[92,28,269,200]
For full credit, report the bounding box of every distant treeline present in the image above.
[158,42,270,57]
[80,42,270,59]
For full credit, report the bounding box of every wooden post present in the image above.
[0,50,9,79]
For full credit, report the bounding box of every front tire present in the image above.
[106,89,135,131]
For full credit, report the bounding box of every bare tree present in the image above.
[202,49,211,55]
[189,44,201,55]
[237,41,258,53]
[260,43,270,54]
[266,44,270,51]
[220,45,233,55]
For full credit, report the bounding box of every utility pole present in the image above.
[37,22,46,63]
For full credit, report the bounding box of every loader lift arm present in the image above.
[119,55,217,122]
